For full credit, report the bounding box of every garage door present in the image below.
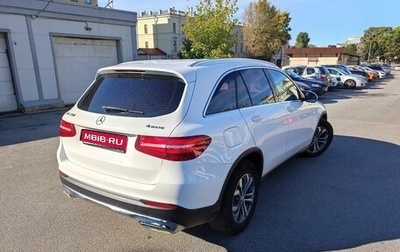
[0,33,18,112]
[53,37,118,104]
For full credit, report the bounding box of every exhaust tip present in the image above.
[62,186,77,198]
[135,217,184,234]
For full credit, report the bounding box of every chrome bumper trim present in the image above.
[62,184,185,234]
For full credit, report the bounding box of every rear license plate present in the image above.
[80,129,128,152]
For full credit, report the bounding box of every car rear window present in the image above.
[77,73,185,117]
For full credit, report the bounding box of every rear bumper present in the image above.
[60,175,219,234]
[312,87,327,96]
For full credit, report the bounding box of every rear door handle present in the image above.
[251,115,262,122]
[287,106,295,112]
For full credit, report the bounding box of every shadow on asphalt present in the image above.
[0,108,67,146]
[186,135,400,252]
[319,79,389,104]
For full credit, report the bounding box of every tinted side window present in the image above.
[297,67,306,75]
[240,69,275,105]
[206,73,238,115]
[236,73,252,108]
[306,68,315,74]
[328,69,338,75]
[77,74,184,117]
[267,69,300,102]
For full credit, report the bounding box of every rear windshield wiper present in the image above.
[102,106,144,115]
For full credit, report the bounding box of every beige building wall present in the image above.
[232,23,246,57]
[311,57,338,65]
[289,58,308,66]
[289,57,339,66]
[137,9,246,59]
[137,9,187,59]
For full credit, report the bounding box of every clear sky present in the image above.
[98,0,400,47]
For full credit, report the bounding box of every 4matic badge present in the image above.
[146,124,165,130]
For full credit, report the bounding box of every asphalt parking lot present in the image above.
[0,71,399,252]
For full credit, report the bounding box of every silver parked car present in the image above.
[326,67,368,88]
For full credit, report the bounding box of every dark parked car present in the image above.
[283,65,333,90]
[285,70,327,96]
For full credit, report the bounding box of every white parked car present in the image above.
[380,63,391,74]
[57,58,333,235]
[326,67,368,88]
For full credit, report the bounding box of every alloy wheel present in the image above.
[232,173,255,224]
[308,125,330,154]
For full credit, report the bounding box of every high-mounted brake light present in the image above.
[59,119,76,137]
[135,135,212,161]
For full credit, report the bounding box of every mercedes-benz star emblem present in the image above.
[96,116,106,125]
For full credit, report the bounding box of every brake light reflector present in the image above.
[60,119,76,137]
[141,200,177,210]
[135,135,211,161]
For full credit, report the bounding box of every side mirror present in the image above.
[303,90,319,103]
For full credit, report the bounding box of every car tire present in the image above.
[209,159,260,235]
[344,79,356,89]
[302,119,333,157]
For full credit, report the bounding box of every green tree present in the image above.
[383,26,400,63]
[242,0,291,61]
[180,0,238,59]
[178,38,205,59]
[345,43,358,54]
[360,27,392,62]
[295,32,310,48]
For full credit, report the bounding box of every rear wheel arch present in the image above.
[210,149,263,234]
[303,115,333,157]
[215,148,263,208]
[319,112,328,122]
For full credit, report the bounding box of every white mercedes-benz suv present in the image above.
[57,58,333,235]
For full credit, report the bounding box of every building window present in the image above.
[172,23,177,34]
[71,0,78,2]
[85,0,92,4]
[145,42,149,48]
[172,40,177,52]
[181,24,186,35]
[144,24,148,34]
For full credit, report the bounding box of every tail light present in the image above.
[60,119,76,137]
[59,170,68,177]
[135,135,211,161]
